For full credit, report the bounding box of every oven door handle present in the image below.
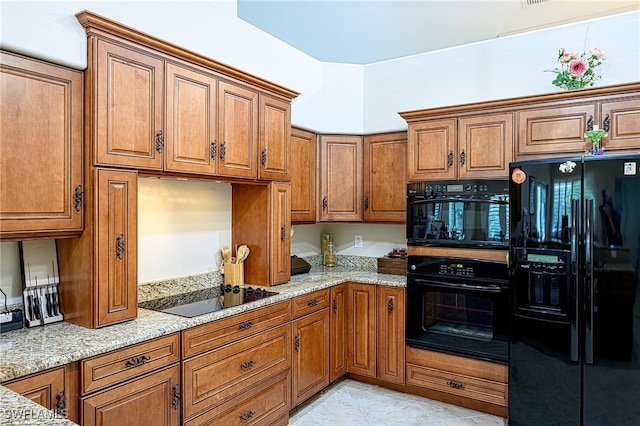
[410,198,508,205]
[410,278,506,293]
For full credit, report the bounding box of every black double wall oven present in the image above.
[406,180,510,364]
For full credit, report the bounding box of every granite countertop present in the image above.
[0,263,406,424]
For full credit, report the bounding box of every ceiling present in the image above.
[237,0,639,64]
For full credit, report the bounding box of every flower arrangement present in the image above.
[584,127,608,156]
[548,48,606,90]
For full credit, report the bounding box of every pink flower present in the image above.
[590,48,606,60]
[568,59,588,76]
[560,52,578,63]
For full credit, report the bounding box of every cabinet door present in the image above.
[271,182,291,284]
[4,367,65,414]
[0,51,83,239]
[319,135,363,222]
[363,132,407,223]
[96,169,137,326]
[290,127,317,223]
[347,283,376,377]
[376,287,405,385]
[164,62,217,174]
[407,119,456,181]
[516,102,596,157]
[259,94,291,180]
[330,284,347,382]
[218,81,258,178]
[292,309,330,407]
[94,38,164,170]
[82,365,180,426]
[458,113,513,179]
[599,96,640,151]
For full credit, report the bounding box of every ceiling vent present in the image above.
[521,0,551,8]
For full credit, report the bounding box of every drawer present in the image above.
[183,300,291,358]
[81,333,180,395]
[406,363,508,407]
[291,289,329,319]
[182,323,291,419]
[184,369,290,426]
[405,347,507,383]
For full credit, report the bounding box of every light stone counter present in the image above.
[0,262,405,424]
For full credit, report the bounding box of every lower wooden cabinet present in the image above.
[81,364,180,426]
[329,284,347,382]
[376,287,405,385]
[347,283,376,377]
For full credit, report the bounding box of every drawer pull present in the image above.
[307,298,318,307]
[172,384,180,410]
[332,298,337,314]
[55,390,66,414]
[240,360,256,370]
[447,380,465,390]
[295,333,300,352]
[388,299,394,313]
[124,355,150,368]
[240,410,255,422]
[239,320,254,330]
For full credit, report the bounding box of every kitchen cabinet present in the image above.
[363,132,407,223]
[347,283,376,377]
[405,113,513,181]
[329,284,348,382]
[0,50,83,240]
[291,290,330,408]
[232,182,290,286]
[318,135,363,222]
[376,287,405,385]
[259,94,291,180]
[290,127,317,223]
[57,168,138,328]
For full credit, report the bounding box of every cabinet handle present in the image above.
[55,390,66,415]
[172,384,180,410]
[447,151,454,168]
[261,148,267,166]
[363,196,369,210]
[447,380,465,390]
[74,185,83,213]
[281,226,286,242]
[459,150,466,166]
[116,234,125,259]
[295,333,300,352]
[124,355,150,368]
[602,114,610,132]
[388,298,394,313]
[333,298,337,314]
[307,298,318,307]
[240,410,255,422]
[220,141,227,161]
[239,320,254,330]
[322,196,328,211]
[240,360,256,370]
[586,115,594,131]
[210,140,217,159]
[156,130,164,153]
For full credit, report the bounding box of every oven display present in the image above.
[446,184,464,192]
[439,263,475,277]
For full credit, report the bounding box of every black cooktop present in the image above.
[139,285,279,318]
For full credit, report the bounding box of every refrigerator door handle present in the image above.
[570,199,580,362]
[585,199,595,364]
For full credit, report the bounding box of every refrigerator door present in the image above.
[582,155,640,425]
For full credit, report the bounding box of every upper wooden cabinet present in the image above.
[0,50,83,240]
[78,11,297,180]
[290,128,317,223]
[363,132,407,222]
[319,135,363,222]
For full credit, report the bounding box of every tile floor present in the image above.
[289,379,508,426]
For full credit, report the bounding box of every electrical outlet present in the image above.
[354,235,363,248]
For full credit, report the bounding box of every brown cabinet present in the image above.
[0,50,83,240]
[405,114,513,181]
[376,287,405,385]
[4,366,71,420]
[290,127,317,223]
[57,169,138,328]
[291,290,330,407]
[319,135,363,222]
[347,283,376,377]
[330,284,348,382]
[232,182,290,286]
[363,132,407,223]
[259,94,291,180]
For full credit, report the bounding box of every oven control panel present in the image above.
[439,263,475,277]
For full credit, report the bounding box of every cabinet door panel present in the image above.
[218,81,258,178]
[4,367,65,412]
[330,284,347,382]
[96,169,137,326]
[290,128,317,223]
[364,132,407,222]
[458,113,513,179]
[95,39,164,170]
[347,283,376,377]
[259,94,291,180]
[0,51,83,238]
[376,287,405,384]
[292,309,330,407]
[270,182,290,284]
[407,119,456,181]
[600,97,640,151]
[165,62,217,174]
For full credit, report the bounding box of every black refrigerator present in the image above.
[508,153,640,426]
